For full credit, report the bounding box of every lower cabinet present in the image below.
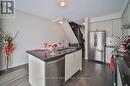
[29,54,46,86]
[65,50,82,81]
[117,65,123,86]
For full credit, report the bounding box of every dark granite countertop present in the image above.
[116,54,130,72]
[27,47,81,62]
[116,54,130,85]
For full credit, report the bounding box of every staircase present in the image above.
[68,22,85,58]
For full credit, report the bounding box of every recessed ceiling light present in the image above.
[53,17,68,24]
[59,21,64,24]
[83,22,85,25]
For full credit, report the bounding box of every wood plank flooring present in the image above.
[64,60,113,86]
[0,60,113,86]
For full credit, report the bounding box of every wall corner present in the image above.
[85,18,89,60]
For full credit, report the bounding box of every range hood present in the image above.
[122,25,130,30]
[122,25,130,36]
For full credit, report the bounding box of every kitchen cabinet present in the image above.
[89,21,111,33]
[28,48,82,86]
[122,4,130,26]
[73,50,82,71]
[29,54,46,86]
[122,29,130,36]
[65,50,82,81]
[89,19,122,37]
[122,4,130,36]
[89,22,98,31]
[115,56,130,86]
[117,65,123,86]
[100,20,113,37]
[112,19,122,36]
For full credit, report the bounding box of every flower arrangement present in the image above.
[0,32,8,48]
[48,44,57,51]
[0,31,18,69]
[5,36,15,57]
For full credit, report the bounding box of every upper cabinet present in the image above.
[89,19,122,37]
[89,22,98,31]
[122,4,130,26]
[121,4,130,36]
[112,19,122,36]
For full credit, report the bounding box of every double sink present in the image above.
[57,47,77,53]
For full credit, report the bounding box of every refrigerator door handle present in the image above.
[94,33,97,47]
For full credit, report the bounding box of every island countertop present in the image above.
[27,47,81,62]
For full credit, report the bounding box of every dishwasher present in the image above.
[45,56,65,86]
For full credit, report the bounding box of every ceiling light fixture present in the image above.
[59,21,64,24]
[53,17,68,24]
[58,0,66,7]
[83,22,85,25]
[60,1,65,6]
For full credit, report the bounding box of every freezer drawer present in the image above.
[46,57,65,86]
[88,48,95,60]
[95,50,105,62]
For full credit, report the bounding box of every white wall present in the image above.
[0,10,68,68]
[61,22,79,44]
[85,19,89,60]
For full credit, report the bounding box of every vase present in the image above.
[0,48,8,71]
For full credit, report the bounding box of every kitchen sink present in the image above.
[57,47,76,52]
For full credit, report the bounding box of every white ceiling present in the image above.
[16,0,127,23]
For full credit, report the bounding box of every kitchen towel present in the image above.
[109,56,116,71]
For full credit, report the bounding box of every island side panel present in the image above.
[65,49,82,82]
[74,50,82,70]
[29,54,46,86]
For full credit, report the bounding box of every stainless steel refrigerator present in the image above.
[88,31,106,62]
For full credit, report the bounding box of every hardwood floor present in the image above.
[0,60,113,86]
[64,60,113,86]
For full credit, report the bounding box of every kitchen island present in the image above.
[27,47,82,86]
